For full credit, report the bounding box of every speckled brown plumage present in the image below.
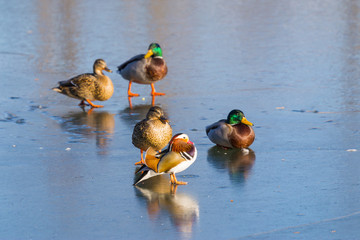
[132,106,172,152]
[52,59,113,107]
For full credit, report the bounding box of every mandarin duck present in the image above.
[132,106,172,165]
[134,133,197,185]
[206,109,255,149]
[52,59,113,108]
[117,43,167,97]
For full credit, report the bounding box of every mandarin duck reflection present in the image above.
[135,175,199,234]
[206,109,255,149]
[117,43,167,97]
[132,106,172,165]
[134,133,197,185]
[52,59,113,108]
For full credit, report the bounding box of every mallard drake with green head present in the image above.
[52,59,113,108]
[132,106,172,165]
[117,43,167,97]
[206,109,255,149]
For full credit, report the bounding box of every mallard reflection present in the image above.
[207,146,256,183]
[135,175,199,236]
[119,103,169,129]
[128,95,157,109]
[59,110,115,154]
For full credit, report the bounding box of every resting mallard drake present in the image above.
[134,133,197,185]
[206,109,255,149]
[132,106,172,165]
[52,59,113,108]
[117,43,167,97]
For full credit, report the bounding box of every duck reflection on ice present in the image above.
[207,146,256,183]
[135,175,199,236]
[119,103,153,127]
[119,102,169,128]
[58,110,115,155]
[127,95,156,110]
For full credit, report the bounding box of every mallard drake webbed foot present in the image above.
[150,83,165,96]
[128,81,140,97]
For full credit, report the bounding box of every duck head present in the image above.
[93,59,112,75]
[170,133,193,145]
[146,106,168,123]
[144,43,163,59]
[227,109,253,126]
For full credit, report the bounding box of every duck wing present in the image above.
[133,147,163,185]
[133,164,161,185]
[117,54,145,71]
[206,119,226,135]
[157,140,196,173]
[58,73,97,88]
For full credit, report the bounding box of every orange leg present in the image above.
[151,95,155,106]
[170,173,187,185]
[85,99,104,108]
[87,108,94,114]
[134,149,145,165]
[128,97,133,109]
[128,81,140,97]
[150,83,165,96]
[170,184,178,195]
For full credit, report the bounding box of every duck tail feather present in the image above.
[133,167,160,185]
[52,87,62,93]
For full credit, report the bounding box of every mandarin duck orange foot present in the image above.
[134,133,197,185]
[132,106,172,165]
[117,43,167,97]
[52,59,113,108]
[206,109,255,149]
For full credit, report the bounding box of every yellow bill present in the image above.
[144,49,154,59]
[241,117,253,126]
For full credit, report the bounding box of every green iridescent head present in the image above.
[227,109,253,126]
[144,43,163,58]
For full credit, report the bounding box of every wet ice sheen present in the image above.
[1,0,360,239]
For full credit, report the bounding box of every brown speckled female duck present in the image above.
[52,59,113,108]
[132,106,172,165]
[117,43,167,97]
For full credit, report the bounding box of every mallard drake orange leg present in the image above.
[170,173,187,185]
[134,149,145,165]
[150,83,165,96]
[151,95,155,106]
[128,97,133,109]
[128,81,140,97]
[85,99,104,108]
